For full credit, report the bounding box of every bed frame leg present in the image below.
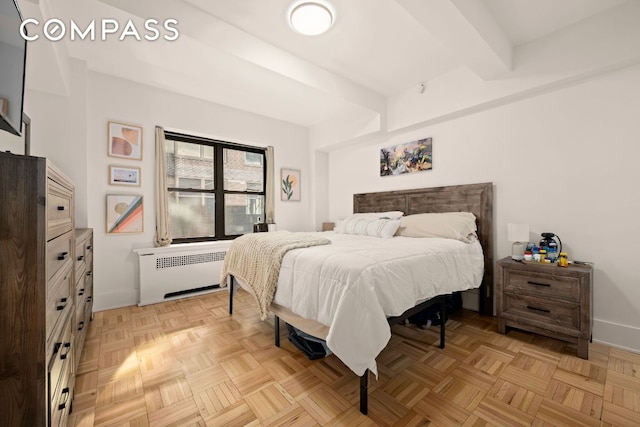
[275,315,280,347]
[228,276,234,315]
[359,370,368,415]
[439,296,446,349]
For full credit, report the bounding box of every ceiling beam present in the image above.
[97,0,386,116]
[395,0,512,80]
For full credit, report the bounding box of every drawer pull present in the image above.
[56,297,68,311]
[78,288,85,296]
[57,206,66,211]
[77,255,84,261]
[58,252,69,260]
[86,245,93,250]
[87,296,92,303]
[527,305,551,314]
[86,271,92,277]
[60,342,71,360]
[58,387,70,410]
[78,321,85,331]
[527,280,551,287]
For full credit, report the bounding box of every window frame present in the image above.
[164,131,267,243]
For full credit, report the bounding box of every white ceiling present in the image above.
[19,0,637,131]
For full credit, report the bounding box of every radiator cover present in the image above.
[134,241,232,306]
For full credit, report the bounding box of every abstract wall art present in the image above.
[106,194,144,233]
[108,121,143,160]
[380,137,432,176]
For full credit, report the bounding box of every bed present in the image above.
[225,182,493,414]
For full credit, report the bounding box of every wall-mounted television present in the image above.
[0,0,27,136]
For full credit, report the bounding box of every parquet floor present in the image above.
[69,288,640,426]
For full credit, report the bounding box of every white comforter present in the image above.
[270,232,484,377]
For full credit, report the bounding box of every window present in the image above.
[244,152,263,166]
[164,131,266,242]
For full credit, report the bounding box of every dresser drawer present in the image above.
[85,297,93,321]
[85,238,93,266]
[46,262,73,352]
[47,178,73,241]
[74,281,90,374]
[49,314,73,395]
[503,293,580,333]
[49,352,73,427]
[74,326,87,368]
[85,269,94,298]
[504,270,580,302]
[47,231,73,281]
[75,239,87,282]
[75,291,88,334]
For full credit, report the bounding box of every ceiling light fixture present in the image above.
[289,1,334,36]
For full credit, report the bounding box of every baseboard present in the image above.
[92,289,138,312]
[592,318,640,354]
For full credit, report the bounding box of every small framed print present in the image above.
[106,194,143,234]
[281,168,300,201]
[108,121,143,160]
[109,165,141,187]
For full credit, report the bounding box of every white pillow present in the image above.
[335,211,404,234]
[395,212,478,243]
[352,211,404,219]
[338,217,401,238]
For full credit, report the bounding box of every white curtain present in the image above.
[265,146,275,224]
[154,126,172,247]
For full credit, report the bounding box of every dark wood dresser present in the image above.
[0,152,89,426]
[496,256,593,359]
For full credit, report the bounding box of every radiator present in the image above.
[134,241,232,306]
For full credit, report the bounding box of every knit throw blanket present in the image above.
[220,231,331,320]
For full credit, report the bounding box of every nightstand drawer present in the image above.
[503,293,580,332]
[504,271,580,302]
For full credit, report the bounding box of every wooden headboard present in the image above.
[353,182,494,316]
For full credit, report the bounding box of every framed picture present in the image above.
[109,165,141,186]
[108,121,143,160]
[281,168,300,201]
[380,137,432,176]
[106,194,144,234]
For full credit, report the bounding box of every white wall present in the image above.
[84,72,309,311]
[24,59,89,226]
[311,150,329,231]
[326,64,640,353]
[0,124,25,154]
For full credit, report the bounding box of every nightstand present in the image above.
[496,257,593,359]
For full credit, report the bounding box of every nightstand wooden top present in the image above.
[497,256,593,275]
